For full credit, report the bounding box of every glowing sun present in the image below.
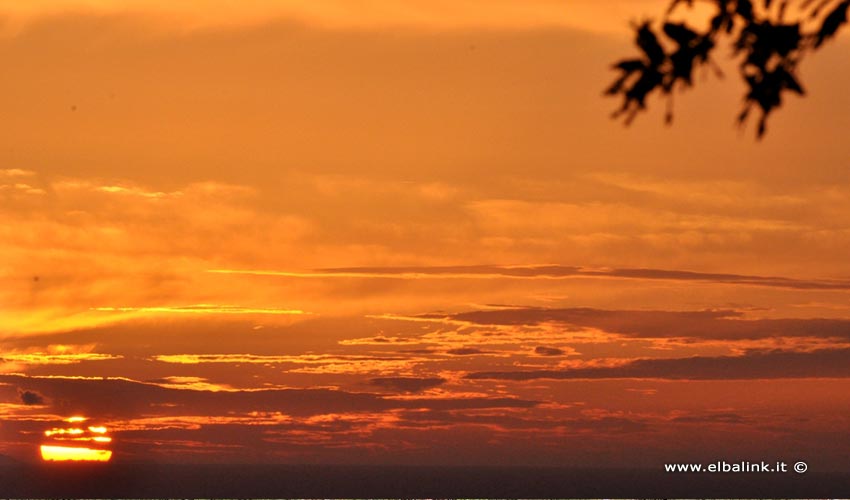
[40,416,113,462]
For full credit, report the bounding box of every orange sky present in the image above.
[0,1,668,32]
[2,0,850,468]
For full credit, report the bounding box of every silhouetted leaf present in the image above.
[626,69,664,107]
[710,13,725,31]
[670,49,697,85]
[757,116,767,138]
[778,67,805,94]
[604,75,630,95]
[693,37,715,61]
[636,23,666,66]
[607,0,846,136]
[613,59,646,72]
[667,0,695,14]
[808,0,837,19]
[774,23,802,56]
[737,0,755,21]
[737,104,752,124]
[816,0,850,47]
[663,22,699,45]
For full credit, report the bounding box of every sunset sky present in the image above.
[2,0,850,468]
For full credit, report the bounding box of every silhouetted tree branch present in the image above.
[607,0,849,138]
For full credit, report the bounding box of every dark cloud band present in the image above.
[466,348,850,381]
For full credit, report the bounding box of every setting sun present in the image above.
[40,445,112,462]
[40,418,113,462]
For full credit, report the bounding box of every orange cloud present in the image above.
[0,345,121,373]
[466,348,850,381]
[154,353,427,376]
[92,305,306,315]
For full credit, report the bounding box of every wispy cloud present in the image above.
[154,353,408,364]
[466,348,850,381]
[209,265,850,291]
[0,373,539,419]
[146,376,236,392]
[153,353,426,376]
[93,305,306,315]
[0,169,35,177]
[0,352,120,364]
[94,185,174,198]
[0,344,121,372]
[0,169,44,196]
[424,306,850,341]
[368,377,447,393]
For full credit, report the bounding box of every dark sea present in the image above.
[0,464,847,498]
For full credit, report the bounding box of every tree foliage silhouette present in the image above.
[607,0,849,137]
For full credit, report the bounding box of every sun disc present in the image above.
[40,445,112,462]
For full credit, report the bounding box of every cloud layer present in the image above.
[467,348,850,380]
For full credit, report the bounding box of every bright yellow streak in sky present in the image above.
[92,305,305,315]
[44,428,85,436]
[40,445,112,462]
[66,416,87,423]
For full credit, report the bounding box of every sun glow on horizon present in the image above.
[41,418,113,462]
[40,445,112,462]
